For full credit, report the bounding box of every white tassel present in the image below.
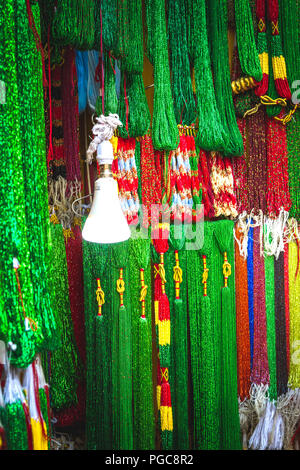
[268,410,284,449]
[249,400,276,449]
[263,209,289,259]
[239,398,254,449]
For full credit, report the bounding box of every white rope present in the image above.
[86,113,122,164]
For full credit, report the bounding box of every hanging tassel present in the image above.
[255,0,269,96]
[214,221,242,450]
[234,0,263,82]
[199,252,217,449]
[267,0,291,99]
[129,236,155,450]
[160,366,173,449]
[249,399,276,449]
[155,255,171,370]
[95,276,109,449]
[172,248,189,449]
[116,261,133,450]
[152,223,173,449]
[136,267,154,448]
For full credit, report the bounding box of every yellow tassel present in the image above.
[258,52,269,76]
[288,241,300,388]
[160,406,173,432]
[158,319,170,346]
[157,385,161,410]
[272,55,288,81]
[154,300,159,326]
[31,418,48,450]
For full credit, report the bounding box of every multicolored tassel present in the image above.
[152,223,173,449]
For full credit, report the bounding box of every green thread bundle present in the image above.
[286,110,300,220]
[207,0,244,156]
[1,372,29,450]
[31,2,61,353]
[117,0,150,138]
[214,220,241,450]
[103,53,118,116]
[0,0,32,353]
[48,223,79,412]
[14,0,60,358]
[167,0,196,126]
[1,402,28,450]
[186,245,206,448]
[279,0,300,94]
[94,245,111,450]
[146,0,179,151]
[94,0,118,52]
[95,52,118,117]
[264,252,277,402]
[129,234,155,450]
[120,0,143,75]
[83,240,112,450]
[52,0,95,50]
[165,225,189,450]
[111,241,133,450]
[112,0,129,59]
[234,0,263,81]
[0,0,55,367]
[197,223,220,449]
[186,0,228,152]
[118,72,151,139]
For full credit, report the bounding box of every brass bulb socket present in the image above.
[99,163,113,178]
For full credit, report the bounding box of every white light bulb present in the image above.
[82,141,131,244]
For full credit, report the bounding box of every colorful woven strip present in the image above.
[266,116,291,218]
[247,226,255,369]
[251,226,269,385]
[274,251,288,396]
[234,227,251,401]
[288,240,300,388]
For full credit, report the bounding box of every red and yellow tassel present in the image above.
[255,0,269,96]
[152,223,173,449]
[267,0,291,99]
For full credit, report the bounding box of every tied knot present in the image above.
[116,278,125,294]
[139,284,148,302]
[96,287,105,307]
[223,260,231,279]
[202,267,209,284]
[260,95,287,107]
[173,265,182,284]
[154,264,166,284]
[223,252,231,288]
